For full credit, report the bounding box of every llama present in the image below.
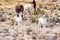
[23,4,33,11]
[16,13,22,27]
[38,15,47,28]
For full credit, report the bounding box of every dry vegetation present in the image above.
[0,0,60,40]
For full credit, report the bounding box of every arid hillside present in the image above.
[0,0,60,5]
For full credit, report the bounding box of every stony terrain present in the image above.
[0,0,60,40]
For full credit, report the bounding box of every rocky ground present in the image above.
[0,0,60,40]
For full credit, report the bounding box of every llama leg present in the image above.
[14,22,16,27]
[43,24,46,28]
[40,23,43,28]
[17,22,21,31]
[19,22,22,29]
[38,22,41,28]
